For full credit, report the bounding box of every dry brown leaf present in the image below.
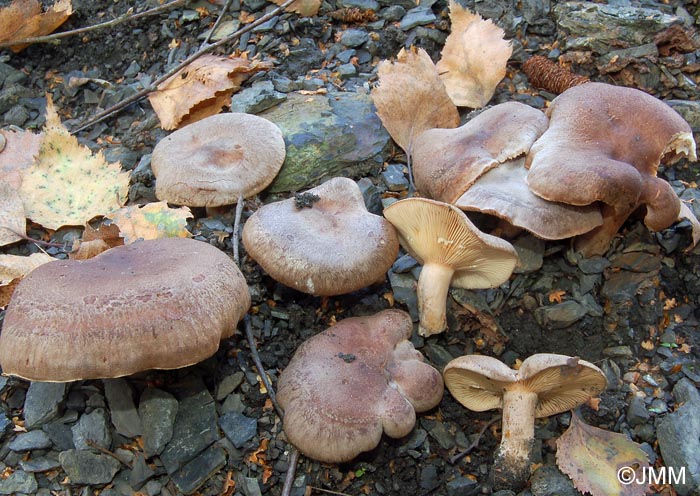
[270,0,321,17]
[0,252,55,306]
[69,222,124,260]
[148,54,272,130]
[0,128,43,190]
[0,0,73,53]
[556,411,649,496]
[106,201,192,244]
[0,183,26,246]
[679,201,700,251]
[371,46,459,157]
[436,1,512,108]
[19,96,130,230]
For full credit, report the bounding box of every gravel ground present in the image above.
[1,0,700,495]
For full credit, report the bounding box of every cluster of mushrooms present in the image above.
[0,78,696,490]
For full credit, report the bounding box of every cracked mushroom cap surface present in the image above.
[412,102,549,203]
[0,237,251,382]
[383,198,517,289]
[443,353,607,417]
[151,112,285,207]
[277,309,444,463]
[242,177,399,296]
[525,82,697,222]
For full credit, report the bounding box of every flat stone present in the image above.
[577,256,611,274]
[216,372,245,401]
[230,80,287,114]
[220,393,247,415]
[19,456,61,473]
[139,388,178,458]
[103,378,142,438]
[381,163,409,192]
[72,408,112,450]
[341,0,379,9]
[219,412,258,448]
[530,464,579,496]
[656,378,700,495]
[238,476,263,496]
[170,444,227,495]
[513,235,545,273]
[340,29,369,48]
[9,429,52,451]
[59,449,121,485]
[129,453,155,490]
[388,270,419,321]
[0,412,14,441]
[601,270,651,303]
[0,470,37,495]
[421,418,455,450]
[42,420,75,451]
[357,177,383,215]
[534,300,588,329]
[23,382,66,429]
[626,396,651,427]
[159,379,220,474]
[610,251,662,273]
[261,92,390,192]
[446,476,479,496]
[400,6,436,30]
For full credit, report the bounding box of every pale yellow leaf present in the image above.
[0,183,26,246]
[106,201,192,244]
[269,0,321,16]
[436,2,512,108]
[0,252,55,305]
[371,46,459,157]
[19,96,130,230]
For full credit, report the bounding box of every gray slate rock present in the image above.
[24,382,66,429]
[238,476,263,496]
[19,456,61,473]
[626,396,651,427]
[656,378,700,495]
[530,464,579,496]
[513,235,545,273]
[59,449,122,485]
[9,429,52,451]
[262,92,390,192]
[534,300,588,329]
[381,164,409,192]
[341,29,369,48]
[388,270,419,321]
[72,408,112,450]
[104,378,143,438]
[0,412,14,441]
[0,470,37,495]
[216,372,245,401]
[219,412,258,448]
[170,444,227,495]
[139,388,178,458]
[400,6,437,30]
[230,80,287,114]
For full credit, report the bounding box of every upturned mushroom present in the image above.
[443,353,607,490]
[242,177,399,296]
[0,237,250,382]
[277,309,444,463]
[151,112,285,208]
[383,198,517,336]
[525,82,697,256]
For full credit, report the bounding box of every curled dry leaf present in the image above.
[556,411,649,496]
[0,128,43,190]
[0,183,26,247]
[0,252,55,307]
[371,46,459,157]
[106,201,192,244]
[148,54,272,130]
[69,223,124,260]
[19,96,130,230]
[436,1,512,108]
[270,0,321,17]
[0,0,73,53]
[679,201,700,251]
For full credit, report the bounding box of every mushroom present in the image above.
[151,112,285,208]
[277,309,444,463]
[443,353,607,490]
[411,102,549,203]
[0,237,251,382]
[525,82,697,256]
[383,198,517,336]
[454,157,603,240]
[242,177,399,296]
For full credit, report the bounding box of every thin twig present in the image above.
[244,314,284,419]
[0,0,187,49]
[3,228,69,249]
[232,193,245,265]
[201,0,236,47]
[71,0,295,134]
[280,446,301,496]
[85,439,132,469]
[449,415,502,465]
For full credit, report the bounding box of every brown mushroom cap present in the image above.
[383,197,517,336]
[454,158,603,239]
[525,82,696,255]
[242,177,399,296]
[443,353,607,418]
[277,309,444,463]
[151,113,285,207]
[0,237,251,382]
[412,102,549,203]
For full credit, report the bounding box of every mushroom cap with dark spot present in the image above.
[0,237,250,382]
[277,309,444,463]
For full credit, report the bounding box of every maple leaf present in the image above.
[106,201,192,244]
[0,0,73,53]
[0,252,55,306]
[556,411,649,496]
[371,46,459,158]
[148,54,272,130]
[0,183,26,246]
[436,2,512,108]
[270,0,321,17]
[19,96,130,230]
